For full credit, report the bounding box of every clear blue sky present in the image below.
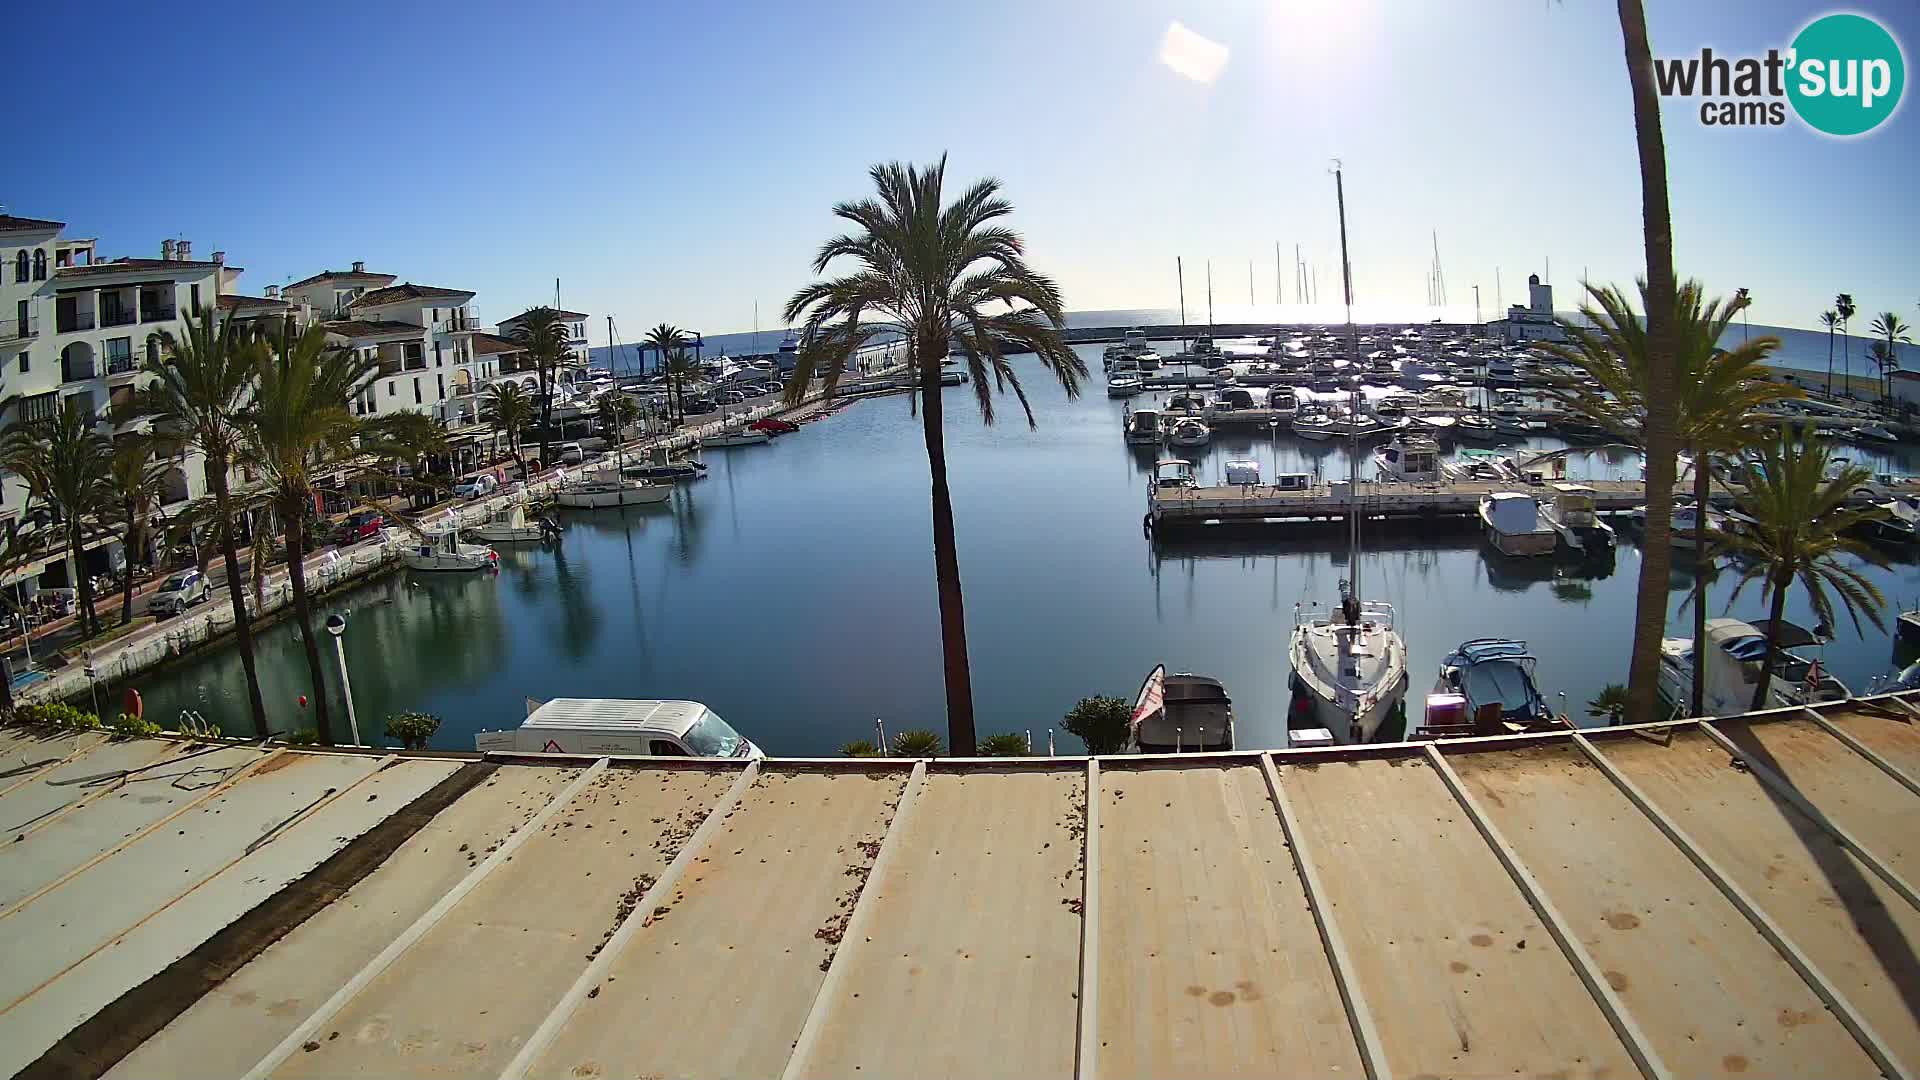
[12,0,1915,341]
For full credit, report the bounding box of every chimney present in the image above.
[161,239,175,261]
[212,250,225,267]
[177,240,192,261]
[351,260,365,273]
[265,285,280,300]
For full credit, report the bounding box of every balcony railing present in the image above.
[106,354,135,376]
[141,306,177,323]
[56,311,96,333]
[0,316,36,341]
[101,309,137,328]
[403,357,428,371]
[442,313,477,332]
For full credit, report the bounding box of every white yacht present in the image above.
[1538,483,1616,555]
[1660,618,1849,717]
[402,530,498,572]
[1153,457,1199,490]
[555,469,672,508]
[1124,407,1166,445]
[465,503,558,544]
[1106,361,1144,398]
[1373,433,1442,483]
[1168,417,1212,447]
[1453,413,1500,441]
[1478,492,1558,557]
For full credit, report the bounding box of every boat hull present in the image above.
[1481,523,1557,557]
[698,432,771,447]
[556,486,672,508]
[467,525,548,543]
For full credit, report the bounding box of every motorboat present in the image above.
[1539,483,1616,555]
[1453,413,1500,441]
[1124,408,1166,445]
[1127,664,1235,753]
[1265,387,1299,418]
[1419,639,1569,739]
[1288,589,1410,745]
[1486,357,1518,386]
[1854,424,1899,443]
[1293,411,1337,441]
[1106,367,1144,398]
[1164,391,1211,416]
[465,502,559,543]
[1412,413,1458,434]
[557,470,673,508]
[1630,501,1726,549]
[1373,433,1442,483]
[1168,417,1212,447]
[1153,458,1198,490]
[1478,492,1558,557]
[402,530,498,572]
[1215,387,1258,411]
[1870,493,1920,542]
[1659,617,1849,716]
[622,448,708,481]
[698,429,772,447]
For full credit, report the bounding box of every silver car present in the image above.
[149,570,210,615]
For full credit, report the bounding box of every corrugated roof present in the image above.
[9,693,1920,1079]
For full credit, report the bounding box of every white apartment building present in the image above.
[282,267,483,420]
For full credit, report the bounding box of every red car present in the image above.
[335,511,386,543]
[748,418,800,435]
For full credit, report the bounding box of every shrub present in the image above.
[286,727,319,746]
[1587,683,1630,726]
[976,732,1031,757]
[890,729,944,757]
[110,711,163,738]
[837,739,882,758]
[384,710,442,750]
[1063,695,1132,756]
[17,702,101,731]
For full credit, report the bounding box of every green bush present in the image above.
[286,727,319,746]
[976,732,1031,757]
[837,739,882,758]
[1063,695,1132,756]
[110,712,163,738]
[384,710,442,750]
[890,729,944,757]
[17,702,102,731]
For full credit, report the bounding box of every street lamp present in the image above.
[325,613,362,746]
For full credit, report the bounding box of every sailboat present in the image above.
[1287,164,1411,747]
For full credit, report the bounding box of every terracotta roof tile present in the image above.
[322,319,425,339]
[351,283,474,308]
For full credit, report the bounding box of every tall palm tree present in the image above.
[365,411,450,507]
[1613,0,1684,726]
[662,350,700,423]
[1820,310,1840,395]
[103,437,170,626]
[1,401,112,639]
[644,324,691,421]
[239,323,379,744]
[508,307,573,467]
[127,312,269,735]
[1836,293,1857,398]
[783,157,1087,753]
[1869,311,1910,404]
[483,381,534,480]
[597,389,639,441]
[1541,280,1799,715]
[1724,427,1887,710]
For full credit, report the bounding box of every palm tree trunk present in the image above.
[283,506,333,744]
[917,335,976,756]
[1689,450,1710,716]
[1842,325,1851,398]
[1826,328,1835,396]
[537,366,553,467]
[119,516,140,626]
[207,454,268,736]
[69,525,99,639]
[1618,0,1682,726]
[1750,574,1791,711]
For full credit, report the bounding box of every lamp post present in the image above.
[325,613,362,746]
[1268,418,1280,484]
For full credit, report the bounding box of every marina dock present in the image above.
[7,692,1920,1078]
[1149,477,1664,531]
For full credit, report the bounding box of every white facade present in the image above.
[283,269,485,420]
[1486,273,1567,344]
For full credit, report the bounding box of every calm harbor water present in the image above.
[124,343,1920,754]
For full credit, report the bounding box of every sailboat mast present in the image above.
[1206,261,1214,332]
[1335,163,1362,605]
[1177,257,1188,351]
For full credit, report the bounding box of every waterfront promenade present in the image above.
[3,692,1918,1078]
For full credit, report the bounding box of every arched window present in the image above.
[12,251,25,283]
[32,250,46,281]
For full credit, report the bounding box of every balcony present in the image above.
[403,357,428,372]
[378,360,402,377]
[56,311,96,333]
[141,306,177,323]
[0,316,35,341]
[106,354,136,376]
[101,308,137,328]
[442,313,477,332]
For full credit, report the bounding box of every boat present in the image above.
[1214,387,1258,411]
[1419,639,1570,739]
[1899,607,1920,646]
[1478,492,1558,557]
[1168,417,1211,447]
[1412,413,1458,433]
[1106,366,1144,398]
[1124,408,1166,445]
[1453,413,1500,441]
[698,429,772,447]
[1164,391,1211,416]
[1127,664,1235,753]
[1659,617,1849,716]
[465,502,560,543]
[1265,387,1299,418]
[1486,357,1518,386]
[1870,494,1920,542]
[402,530,498,572]
[1153,458,1198,490]
[1287,163,1410,748]
[1373,433,1442,483]
[1293,411,1337,441]
[623,458,707,482]
[1854,424,1899,443]
[556,469,673,508]
[1539,483,1616,555]
[1630,501,1726,549]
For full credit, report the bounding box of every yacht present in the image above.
[1265,386,1299,420]
[1168,417,1212,447]
[1870,493,1920,542]
[1164,391,1211,416]
[1538,483,1616,555]
[1630,501,1726,549]
[1106,368,1144,398]
[402,530,499,572]
[557,470,673,508]
[1124,408,1166,445]
[1214,387,1258,412]
[699,429,772,447]
[1478,492,1558,557]
[1660,618,1849,716]
[1419,639,1569,739]
[465,503,559,543]
[1373,433,1442,483]
[1453,413,1500,441]
[1154,457,1199,491]
[1486,357,1518,386]
[1127,664,1235,752]
[1293,410,1337,442]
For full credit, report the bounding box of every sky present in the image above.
[11,0,1916,343]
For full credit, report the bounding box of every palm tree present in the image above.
[1870,311,1910,404]
[783,157,1087,753]
[1587,683,1630,726]
[662,350,700,423]
[483,381,534,480]
[102,437,170,626]
[507,307,573,467]
[596,389,639,442]
[644,324,691,421]
[127,311,269,735]
[1820,310,1840,395]
[365,412,450,507]
[1612,0,1685,726]
[1,401,112,639]
[1724,427,1887,710]
[1836,293,1857,397]
[239,323,379,744]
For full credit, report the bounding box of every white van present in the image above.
[474,698,762,759]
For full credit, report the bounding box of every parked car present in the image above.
[336,511,386,544]
[748,418,800,435]
[558,442,586,465]
[453,474,499,500]
[715,389,747,406]
[149,570,211,616]
[682,396,716,415]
